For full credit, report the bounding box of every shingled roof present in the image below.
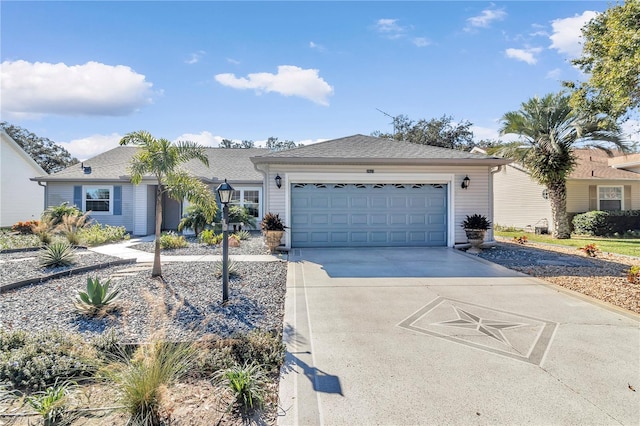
[569,149,640,180]
[32,147,268,183]
[250,134,511,166]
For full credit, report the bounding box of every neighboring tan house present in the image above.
[493,149,640,232]
[31,147,268,235]
[32,135,510,247]
[251,134,510,248]
[1,129,47,227]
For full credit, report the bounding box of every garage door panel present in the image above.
[331,214,348,225]
[351,197,368,208]
[291,183,447,247]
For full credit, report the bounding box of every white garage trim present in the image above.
[283,172,456,248]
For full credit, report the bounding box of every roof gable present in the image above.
[1,129,47,175]
[569,149,639,180]
[34,146,268,183]
[251,134,509,166]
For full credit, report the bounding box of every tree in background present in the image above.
[120,131,217,277]
[566,0,640,122]
[1,122,78,173]
[499,93,628,239]
[219,139,255,148]
[266,136,301,151]
[372,114,474,150]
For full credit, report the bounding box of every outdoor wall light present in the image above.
[275,174,282,189]
[461,175,470,189]
[216,178,234,304]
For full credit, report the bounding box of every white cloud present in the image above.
[174,131,225,147]
[546,68,562,80]
[505,47,542,64]
[549,11,598,58]
[59,133,122,161]
[185,50,206,64]
[226,58,240,65]
[309,41,326,52]
[412,37,431,47]
[465,7,507,31]
[0,60,154,117]
[215,65,334,106]
[621,119,640,145]
[375,18,408,38]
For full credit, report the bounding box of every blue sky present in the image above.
[2,1,636,160]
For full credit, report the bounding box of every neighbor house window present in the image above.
[598,186,623,211]
[230,188,261,218]
[84,186,113,214]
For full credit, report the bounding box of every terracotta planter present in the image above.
[264,230,284,253]
[465,229,486,254]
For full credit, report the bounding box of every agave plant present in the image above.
[214,259,239,278]
[234,230,251,241]
[73,277,121,316]
[39,241,76,268]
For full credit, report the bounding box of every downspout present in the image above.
[487,165,503,244]
[37,181,47,211]
[253,162,268,220]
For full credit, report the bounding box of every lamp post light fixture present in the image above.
[275,174,282,189]
[461,175,470,190]
[216,179,234,304]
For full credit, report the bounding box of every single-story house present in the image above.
[492,148,640,232]
[1,129,47,227]
[31,146,267,235]
[32,134,511,248]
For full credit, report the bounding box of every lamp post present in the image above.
[216,179,234,304]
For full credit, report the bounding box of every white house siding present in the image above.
[0,133,46,226]
[260,164,494,248]
[46,182,135,232]
[493,165,553,231]
[567,179,640,212]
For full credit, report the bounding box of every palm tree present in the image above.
[120,131,217,276]
[499,93,628,239]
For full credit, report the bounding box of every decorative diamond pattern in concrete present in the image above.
[398,297,558,365]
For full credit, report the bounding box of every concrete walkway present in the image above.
[88,235,283,263]
[279,247,640,425]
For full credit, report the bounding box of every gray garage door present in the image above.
[290,183,447,247]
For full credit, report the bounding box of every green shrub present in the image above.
[78,223,129,246]
[234,230,251,241]
[108,341,196,424]
[573,210,640,236]
[42,202,82,227]
[0,330,97,391]
[215,362,267,411]
[25,381,72,425]
[178,205,213,237]
[229,205,257,230]
[462,214,491,230]
[73,277,121,316]
[159,232,188,249]
[199,229,223,246]
[39,241,76,268]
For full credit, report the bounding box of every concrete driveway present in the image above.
[278,248,639,425]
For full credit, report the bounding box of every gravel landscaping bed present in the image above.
[129,232,271,256]
[477,237,640,314]
[0,261,287,343]
[0,249,124,286]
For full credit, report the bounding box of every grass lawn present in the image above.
[495,231,640,257]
